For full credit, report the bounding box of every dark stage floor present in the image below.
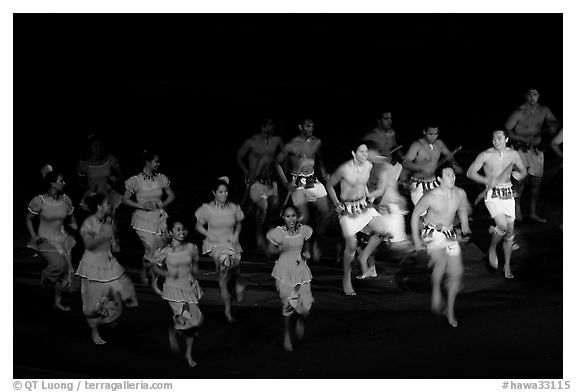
[13,189,563,379]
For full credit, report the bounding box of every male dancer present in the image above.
[362,111,406,193]
[275,118,331,261]
[403,125,460,206]
[411,164,471,327]
[467,129,527,278]
[237,118,284,251]
[504,88,557,222]
[326,143,391,296]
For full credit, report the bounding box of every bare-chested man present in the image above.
[403,125,460,207]
[362,111,406,193]
[326,143,392,296]
[411,165,471,327]
[504,88,557,222]
[236,118,284,251]
[467,130,527,279]
[275,118,331,261]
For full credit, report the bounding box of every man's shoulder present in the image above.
[409,139,424,149]
[339,160,354,172]
[288,136,304,144]
[481,147,497,157]
[455,186,467,198]
[505,147,520,158]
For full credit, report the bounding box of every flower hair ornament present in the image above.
[40,164,53,178]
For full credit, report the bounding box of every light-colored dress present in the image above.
[77,155,122,210]
[195,202,244,268]
[27,194,76,285]
[267,224,314,317]
[124,173,170,261]
[76,216,138,327]
[154,243,203,330]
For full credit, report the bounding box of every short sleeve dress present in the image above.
[195,202,244,268]
[125,173,170,261]
[76,216,138,327]
[153,243,204,331]
[27,194,76,285]
[267,224,314,316]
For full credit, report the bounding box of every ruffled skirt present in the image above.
[80,274,138,327]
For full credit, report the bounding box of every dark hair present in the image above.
[261,117,275,127]
[41,170,63,191]
[211,177,229,193]
[423,124,440,133]
[493,129,509,139]
[84,193,107,214]
[142,149,159,166]
[166,215,187,232]
[87,134,103,147]
[281,203,298,217]
[435,163,455,179]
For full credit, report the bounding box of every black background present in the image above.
[14,14,563,230]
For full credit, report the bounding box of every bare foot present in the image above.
[443,309,458,328]
[295,319,305,340]
[530,213,547,223]
[186,355,197,368]
[356,265,377,280]
[343,279,356,296]
[91,331,106,345]
[488,247,499,269]
[53,302,70,312]
[225,310,237,323]
[504,268,515,279]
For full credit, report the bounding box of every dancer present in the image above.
[153,218,203,367]
[326,143,392,295]
[275,118,331,262]
[267,205,313,352]
[402,125,461,206]
[123,150,175,286]
[26,165,77,311]
[195,177,246,323]
[77,135,123,213]
[504,88,557,222]
[370,153,411,251]
[362,111,406,189]
[467,129,527,278]
[236,118,284,251]
[76,194,138,344]
[411,164,471,327]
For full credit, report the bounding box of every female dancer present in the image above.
[195,177,246,323]
[25,165,77,311]
[123,150,175,286]
[153,218,203,368]
[267,204,314,351]
[77,135,123,213]
[76,194,138,344]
